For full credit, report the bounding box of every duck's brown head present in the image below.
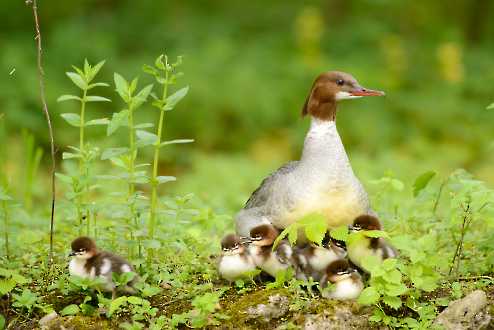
[352,214,382,231]
[250,224,279,247]
[70,236,97,259]
[302,71,385,121]
[221,234,245,255]
[325,259,357,283]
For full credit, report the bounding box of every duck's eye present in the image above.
[336,79,344,86]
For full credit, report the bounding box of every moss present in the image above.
[46,316,110,330]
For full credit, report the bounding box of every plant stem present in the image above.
[2,201,9,259]
[128,104,138,256]
[30,0,57,265]
[78,91,87,233]
[149,70,169,240]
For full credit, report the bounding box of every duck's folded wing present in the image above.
[244,161,299,209]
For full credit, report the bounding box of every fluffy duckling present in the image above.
[347,215,397,272]
[293,239,347,281]
[69,236,137,296]
[218,234,257,281]
[248,224,293,277]
[320,259,363,300]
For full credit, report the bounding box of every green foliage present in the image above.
[274,212,327,248]
[171,291,227,328]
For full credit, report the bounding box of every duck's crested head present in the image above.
[352,214,382,231]
[302,71,385,121]
[250,224,279,246]
[70,236,97,259]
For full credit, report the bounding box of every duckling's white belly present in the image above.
[308,247,343,272]
[323,278,363,300]
[219,255,256,281]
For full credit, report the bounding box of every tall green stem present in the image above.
[2,201,9,259]
[149,71,169,240]
[77,90,87,233]
[128,105,139,256]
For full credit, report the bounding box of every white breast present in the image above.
[219,255,256,281]
[324,278,363,300]
[69,259,93,278]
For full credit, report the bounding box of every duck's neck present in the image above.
[300,118,352,175]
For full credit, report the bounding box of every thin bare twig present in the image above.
[29,0,56,264]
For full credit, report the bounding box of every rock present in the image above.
[303,306,369,330]
[39,311,59,328]
[246,294,289,322]
[434,290,491,330]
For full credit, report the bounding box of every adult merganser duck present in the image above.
[68,236,137,297]
[236,71,385,238]
[347,214,397,273]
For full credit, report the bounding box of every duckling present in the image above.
[293,239,347,281]
[218,234,257,281]
[69,236,136,297]
[248,224,293,277]
[320,259,363,300]
[347,215,397,272]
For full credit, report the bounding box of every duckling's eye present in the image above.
[336,79,344,86]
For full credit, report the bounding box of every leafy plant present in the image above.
[143,54,192,241]
[57,59,110,234]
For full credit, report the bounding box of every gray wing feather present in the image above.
[244,161,299,209]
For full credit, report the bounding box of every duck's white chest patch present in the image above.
[69,259,93,278]
[219,255,256,281]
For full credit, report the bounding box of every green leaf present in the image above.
[136,130,159,147]
[108,296,127,317]
[383,269,402,284]
[385,283,408,296]
[164,86,189,110]
[360,255,381,274]
[60,113,81,127]
[156,176,177,185]
[0,314,5,330]
[141,285,161,297]
[413,171,436,197]
[159,139,194,147]
[382,258,397,271]
[364,230,389,239]
[0,278,16,295]
[133,84,154,108]
[486,103,494,110]
[0,188,12,201]
[107,110,129,136]
[88,82,110,89]
[390,178,404,191]
[127,296,143,305]
[61,304,80,316]
[114,73,129,101]
[57,94,81,102]
[86,118,110,126]
[299,213,327,245]
[382,295,402,309]
[358,286,380,305]
[85,96,111,103]
[66,72,87,90]
[101,147,129,160]
[330,225,349,242]
[89,60,106,82]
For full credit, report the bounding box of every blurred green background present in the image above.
[1,0,493,213]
